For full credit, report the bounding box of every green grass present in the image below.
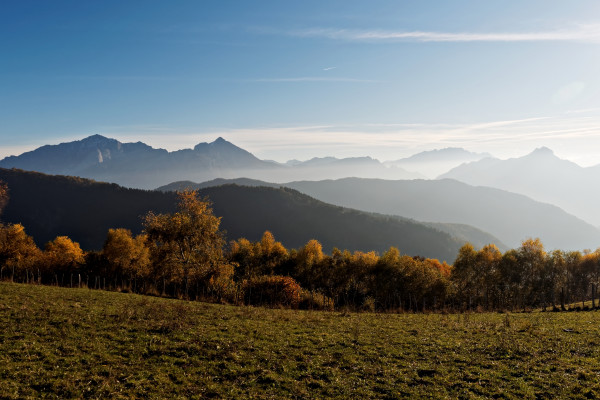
[2,282,600,399]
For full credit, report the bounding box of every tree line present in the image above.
[1,182,599,312]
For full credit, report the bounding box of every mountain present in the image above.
[0,135,424,189]
[0,168,472,261]
[157,178,279,192]
[439,147,600,226]
[287,156,378,168]
[242,156,424,182]
[384,148,490,178]
[157,178,507,250]
[283,178,600,251]
[0,135,275,189]
[157,176,599,250]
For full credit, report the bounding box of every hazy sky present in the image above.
[2,1,600,165]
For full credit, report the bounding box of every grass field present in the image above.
[2,282,600,399]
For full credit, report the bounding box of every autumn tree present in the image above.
[451,243,478,309]
[143,190,227,298]
[585,249,600,308]
[475,244,502,309]
[257,231,288,274]
[563,250,582,307]
[0,181,7,217]
[544,250,567,310]
[228,231,288,279]
[517,238,546,309]
[293,239,325,290]
[0,223,41,281]
[102,228,151,291]
[573,250,597,308]
[42,236,85,285]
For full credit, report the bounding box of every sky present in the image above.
[1,1,600,165]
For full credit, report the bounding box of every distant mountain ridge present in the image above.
[0,135,432,188]
[439,147,600,226]
[158,178,505,251]
[0,168,480,261]
[0,135,273,189]
[158,177,600,251]
[385,147,490,178]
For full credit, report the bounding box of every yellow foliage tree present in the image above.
[102,228,151,281]
[42,236,85,280]
[0,181,7,217]
[229,231,288,278]
[0,223,41,281]
[294,239,325,290]
[144,190,228,297]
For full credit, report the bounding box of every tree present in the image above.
[228,231,288,279]
[475,244,502,309]
[257,231,288,275]
[0,223,41,281]
[102,228,151,288]
[293,239,325,290]
[451,243,478,309]
[143,190,226,297]
[42,236,85,284]
[544,250,567,310]
[228,237,255,279]
[0,181,7,217]
[517,238,546,308]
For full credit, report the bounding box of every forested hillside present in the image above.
[0,168,468,260]
[163,175,600,250]
[3,170,600,313]
[286,178,600,250]
[159,178,506,250]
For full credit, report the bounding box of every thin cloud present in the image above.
[246,77,382,83]
[323,67,337,71]
[292,24,600,43]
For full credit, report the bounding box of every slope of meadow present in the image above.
[2,282,600,399]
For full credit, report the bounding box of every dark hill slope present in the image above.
[0,168,177,250]
[285,178,600,250]
[0,169,464,260]
[199,184,465,261]
[158,178,506,251]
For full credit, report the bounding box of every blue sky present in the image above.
[2,1,600,164]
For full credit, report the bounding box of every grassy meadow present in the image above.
[2,282,600,399]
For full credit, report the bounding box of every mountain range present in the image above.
[0,168,492,261]
[384,147,490,178]
[0,135,425,188]
[0,135,273,189]
[440,147,600,227]
[159,177,600,251]
[3,134,599,251]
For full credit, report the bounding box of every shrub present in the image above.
[242,275,302,308]
[299,290,335,311]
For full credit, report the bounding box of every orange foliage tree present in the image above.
[0,223,41,281]
[42,236,85,285]
[102,228,151,290]
[144,190,232,299]
[0,181,7,217]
